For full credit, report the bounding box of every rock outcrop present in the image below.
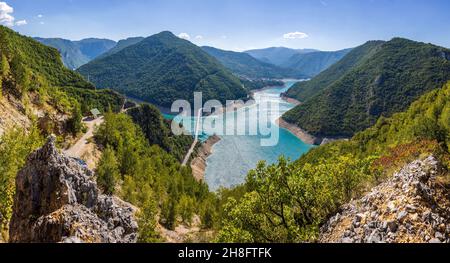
[320,156,449,243]
[9,136,138,243]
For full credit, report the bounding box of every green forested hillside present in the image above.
[201,46,302,79]
[35,37,116,69]
[127,104,194,162]
[77,31,247,107]
[94,112,217,241]
[285,41,384,101]
[282,48,353,78]
[1,26,123,114]
[283,38,450,137]
[0,26,123,238]
[217,81,450,243]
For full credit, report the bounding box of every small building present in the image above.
[90,108,101,119]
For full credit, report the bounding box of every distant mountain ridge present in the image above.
[35,37,117,69]
[245,47,317,66]
[283,37,450,137]
[201,46,306,79]
[97,37,145,59]
[77,31,247,107]
[282,48,353,78]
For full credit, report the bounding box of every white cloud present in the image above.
[15,19,26,26]
[40,21,45,25]
[195,35,203,40]
[37,14,43,18]
[0,1,15,27]
[16,20,28,26]
[283,31,309,39]
[178,32,191,40]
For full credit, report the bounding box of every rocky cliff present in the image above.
[8,136,138,243]
[320,156,449,243]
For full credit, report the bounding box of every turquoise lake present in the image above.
[203,80,314,191]
[168,80,314,191]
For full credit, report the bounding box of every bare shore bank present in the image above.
[275,117,322,145]
[190,135,221,181]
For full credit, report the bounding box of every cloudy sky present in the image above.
[2,0,450,51]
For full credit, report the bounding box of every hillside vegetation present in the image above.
[77,31,247,107]
[283,38,450,137]
[285,41,384,102]
[217,81,450,242]
[0,26,123,239]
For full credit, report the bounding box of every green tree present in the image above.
[96,146,120,195]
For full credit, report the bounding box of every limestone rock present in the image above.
[320,156,449,243]
[9,136,138,243]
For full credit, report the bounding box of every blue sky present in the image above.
[2,0,450,51]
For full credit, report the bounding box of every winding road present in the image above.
[64,117,104,159]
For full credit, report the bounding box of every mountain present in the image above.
[201,46,304,79]
[34,37,90,69]
[35,37,116,69]
[282,48,353,78]
[97,37,144,59]
[282,38,450,137]
[74,38,117,60]
[77,31,247,107]
[245,47,317,66]
[285,41,385,101]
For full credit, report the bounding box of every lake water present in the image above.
[202,80,315,191]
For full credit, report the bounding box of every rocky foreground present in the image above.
[320,156,449,243]
[9,136,138,243]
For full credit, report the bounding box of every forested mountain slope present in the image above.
[285,41,384,101]
[283,38,450,137]
[78,31,247,107]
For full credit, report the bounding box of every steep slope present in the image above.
[34,37,90,69]
[320,156,449,243]
[283,38,450,137]
[282,48,353,78]
[97,37,145,59]
[201,46,303,79]
[285,41,384,101]
[77,31,247,107]
[245,47,317,66]
[35,37,116,69]
[0,26,123,134]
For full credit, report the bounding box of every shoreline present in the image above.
[280,94,301,106]
[190,135,221,182]
[275,117,322,145]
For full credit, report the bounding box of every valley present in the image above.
[0,0,449,245]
